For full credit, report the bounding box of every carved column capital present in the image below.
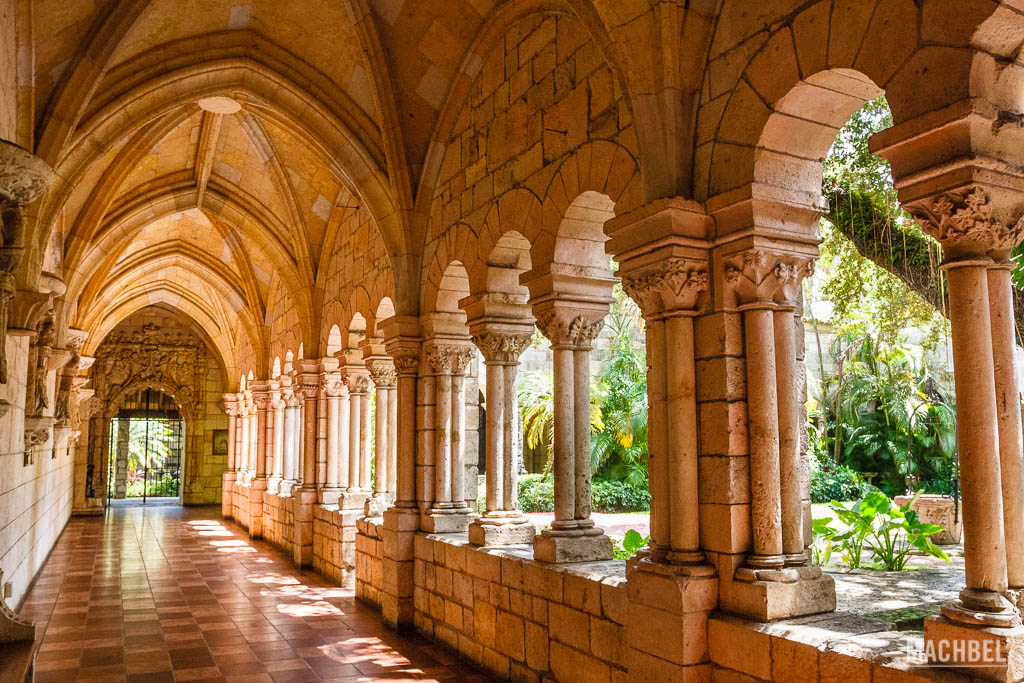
[425,344,474,375]
[0,140,56,206]
[322,372,346,397]
[472,330,533,364]
[252,392,271,412]
[908,186,1024,258]
[366,358,397,387]
[535,311,605,351]
[342,368,371,394]
[621,257,709,317]
[723,248,813,307]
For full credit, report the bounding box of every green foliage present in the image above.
[125,471,180,497]
[813,491,950,571]
[514,474,649,513]
[810,459,867,504]
[815,97,949,348]
[613,529,649,560]
[811,329,956,496]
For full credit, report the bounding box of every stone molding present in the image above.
[621,257,709,317]
[0,140,56,205]
[724,249,813,306]
[910,187,1024,254]
[343,368,371,393]
[471,331,532,364]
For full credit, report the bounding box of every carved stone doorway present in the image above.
[106,388,185,505]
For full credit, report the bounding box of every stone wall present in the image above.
[313,506,363,588]
[229,481,251,531]
[260,490,294,552]
[354,517,384,606]
[0,336,76,609]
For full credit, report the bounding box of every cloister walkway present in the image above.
[19,506,494,683]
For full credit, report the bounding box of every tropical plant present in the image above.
[812,329,956,496]
[518,371,603,476]
[591,341,649,487]
[813,491,950,571]
[613,529,649,560]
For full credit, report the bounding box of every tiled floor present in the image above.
[20,506,495,682]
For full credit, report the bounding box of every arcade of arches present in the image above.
[1,1,1023,681]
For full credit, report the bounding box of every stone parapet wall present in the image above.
[353,517,383,604]
[411,533,627,683]
[229,482,250,531]
[314,505,363,588]
[260,491,294,552]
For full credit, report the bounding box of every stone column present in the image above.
[988,261,1024,591]
[249,383,270,538]
[531,309,614,563]
[114,418,129,499]
[248,393,258,478]
[341,365,370,509]
[723,249,815,577]
[294,361,321,567]
[388,385,398,494]
[268,383,284,493]
[620,255,711,570]
[321,371,344,506]
[422,343,475,533]
[360,389,372,490]
[235,396,247,483]
[468,329,536,546]
[366,358,397,516]
[221,394,239,517]
[281,381,300,492]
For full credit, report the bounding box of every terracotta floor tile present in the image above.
[20,505,496,683]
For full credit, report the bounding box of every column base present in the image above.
[625,557,718,677]
[468,513,536,546]
[924,614,1024,682]
[533,528,614,563]
[339,490,369,510]
[267,476,282,495]
[321,486,343,507]
[942,589,1022,628]
[724,563,835,622]
[421,507,475,533]
[364,492,394,518]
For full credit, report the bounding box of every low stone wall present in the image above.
[229,481,250,530]
[354,516,384,603]
[411,533,628,682]
[261,490,294,552]
[313,505,363,588]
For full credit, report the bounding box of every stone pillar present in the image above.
[387,385,398,494]
[467,328,536,546]
[321,370,344,506]
[988,261,1024,591]
[281,380,300,492]
[221,394,239,517]
[618,249,711,570]
[531,308,614,563]
[268,382,284,493]
[379,317,423,628]
[237,398,250,481]
[114,418,129,499]
[360,389,372,490]
[341,363,370,509]
[248,382,269,538]
[366,357,397,516]
[248,393,258,478]
[294,361,320,567]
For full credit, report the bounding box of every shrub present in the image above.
[811,462,867,503]
[613,529,648,560]
[513,474,650,513]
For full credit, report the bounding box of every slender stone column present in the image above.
[337,382,351,492]
[665,314,702,564]
[988,262,1024,590]
[422,343,475,532]
[387,386,398,494]
[322,372,344,505]
[282,383,300,489]
[340,366,369,508]
[774,305,805,565]
[347,376,363,491]
[532,310,613,563]
[235,398,247,483]
[247,395,258,478]
[389,349,419,508]
[300,372,319,487]
[360,390,372,490]
[248,383,270,538]
[468,329,535,546]
[269,387,285,492]
[943,259,1011,620]
[221,395,239,518]
[643,317,670,560]
[366,358,396,515]
[294,363,321,567]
